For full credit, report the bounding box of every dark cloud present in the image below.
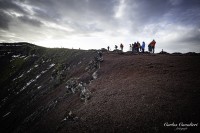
[0,10,11,29]
[33,8,59,23]
[125,0,200,30]
[0,0,31,29]
[24,0,61,22]
[0,0,27,15]
[18,16,43,27]
[178,29,200,45]
[25,0,119,30]
[169,8,200,26]
[126,0,171,25]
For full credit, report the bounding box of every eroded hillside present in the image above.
[0,43,98,133]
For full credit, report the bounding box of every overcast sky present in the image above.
[0,0,200,53]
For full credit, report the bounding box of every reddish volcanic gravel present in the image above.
[54,53,200,133]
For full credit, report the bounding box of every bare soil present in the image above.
[1,49,200,133]
[51,53,200,133]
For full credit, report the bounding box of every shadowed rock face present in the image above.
[0,43,97,133]
[0,43,200,133]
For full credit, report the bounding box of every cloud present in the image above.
[0,10,11,29]
[0,0,200,52]
[175,27,200,45]
[169,0,183,6]
[153,24,200,53]
[18,16,43,27]
[0,0,27,15]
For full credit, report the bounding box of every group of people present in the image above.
[130,40,156,53]
[107,43,124,52]
[107,39,156,53]
[129,41,144,53]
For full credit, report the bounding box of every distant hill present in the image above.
[0,43,200,133]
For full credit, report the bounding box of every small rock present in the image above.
[92,71,98,79]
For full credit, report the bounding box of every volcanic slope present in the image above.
[0,43,97,133]
[57,52,200,133]
[0,43,200,133]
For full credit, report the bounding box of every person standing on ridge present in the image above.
[148,43,152,53]
[115,45,118,50]
[129,44,132,51]
[136,41,140,53]
[132,43,134,53]
[133,42,137,53]
[150,39,156,53]
[141,41,145,53]
[120,43,124,52]
[107,46,110,51]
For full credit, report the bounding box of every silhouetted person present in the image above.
[136,41,140,52]
[120,43,124,52]
[107,46,110,51]
[133,42,137,53]
[148,44,152,53]
[132,43,134,53]
[129,44,132,51]
[115,45,118,50]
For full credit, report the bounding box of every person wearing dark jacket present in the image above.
[120,43,124,52]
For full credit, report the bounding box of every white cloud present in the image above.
[114,0,126,18]
[43,21,74,32]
